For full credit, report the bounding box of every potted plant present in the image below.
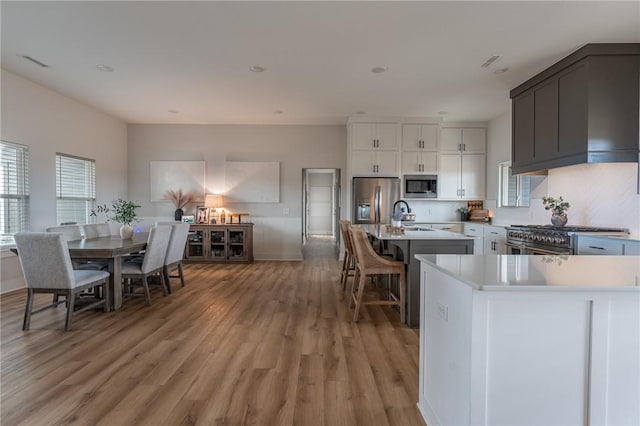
[542,196,570,227]
[91,199,141,239]
[163,189,195,220]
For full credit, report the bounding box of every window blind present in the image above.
[56,153,96,226]
[0,141,30,243]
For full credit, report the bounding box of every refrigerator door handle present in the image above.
[374,186,381,224]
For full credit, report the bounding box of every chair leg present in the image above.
[163,265,172,294]
[159,271,168,297]
[349,268,360,309]
[23,289,35,330]
[142,275,152,305]
[340,250,349,287]
[353,273,368,322]
[65,291,75,331]
[399,269,406,324]
[178,263,185,288]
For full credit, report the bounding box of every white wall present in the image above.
[486,110,640,234]
[127,124,347,260]
[0,69,128,293]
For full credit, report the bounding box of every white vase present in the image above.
[119,224,134,239]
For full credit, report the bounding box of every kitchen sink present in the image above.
[404,226,434,231]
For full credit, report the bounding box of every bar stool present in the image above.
[347,224,406,323]
[339,220,356,291]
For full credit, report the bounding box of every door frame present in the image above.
[301,168,341,248]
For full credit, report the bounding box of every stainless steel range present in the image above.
[506,225,629,255]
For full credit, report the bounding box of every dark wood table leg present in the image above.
[109,256,123,310]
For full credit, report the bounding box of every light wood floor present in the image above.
[0,237,424,426]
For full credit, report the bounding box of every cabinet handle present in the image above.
[458,143,461,151]
[588,246,605,250]
[462,189,465,196]
[463,143,466,151]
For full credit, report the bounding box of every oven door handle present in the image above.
[526,247,571,255]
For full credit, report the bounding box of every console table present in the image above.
[185,223,253,263]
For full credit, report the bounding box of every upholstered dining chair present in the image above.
[347,224,406,323]
[83,223,111,238]
[156,221,190,293]
[14,233,110,331]
[121,225,172,305]
[46,225,83,241]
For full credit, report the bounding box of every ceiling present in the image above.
[2,1,639,125]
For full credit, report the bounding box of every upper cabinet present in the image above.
[402,124,439,150]
[440,128,486,153]
[510,43,640,175]
[351,123,399,150]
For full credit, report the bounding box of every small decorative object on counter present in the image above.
[542,196,570,227]
[163,188,195,221]
[385,224,405,234]
[457,207,469,221]
[220,209,226,224]
[391,210,403,227]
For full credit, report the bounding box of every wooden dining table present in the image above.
[67,233,148,310]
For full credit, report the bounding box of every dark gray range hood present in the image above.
[510,43,640,175]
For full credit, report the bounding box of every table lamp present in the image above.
[205,194,222,224]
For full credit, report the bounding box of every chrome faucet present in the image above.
[393,199,412,215]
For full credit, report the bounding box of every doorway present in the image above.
[302,168,341,256]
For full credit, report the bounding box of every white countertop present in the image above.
[416,254,640,291]
[575,233,640,242]
[362,224,474,241]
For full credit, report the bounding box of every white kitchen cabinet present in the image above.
[401,124,439,150]
[483,225,507,254]
[401,151,438,174]
[351,150,399,176]
[351,122,399,150]
[438,153,485,199]
[463,223,484,254]
[440,127,486,153]
[577,235,640,256]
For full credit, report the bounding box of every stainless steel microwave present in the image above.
[403,174,437,198]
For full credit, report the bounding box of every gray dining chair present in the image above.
[46,225,83,241]
[121,225,171,305]
[156,221,190,293]
[14,232,111,331]
[83,223,111,238]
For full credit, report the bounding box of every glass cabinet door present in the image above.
[228,229,247,260]
[209,230,227,259]
[187,230,205,258]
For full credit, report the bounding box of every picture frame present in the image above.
[181,215,195,223]
[196,206,209,224]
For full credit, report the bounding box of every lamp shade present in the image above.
[205,194,222,208]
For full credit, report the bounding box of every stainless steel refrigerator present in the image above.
[352,177,401,224]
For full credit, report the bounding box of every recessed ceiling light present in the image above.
[96,64,114,72]
[481,55,501,68]
[494,67,509,74]
[438,111,449,115]
[371,66,387,74]
[250,65,266,73]
[168,110,179,114]
[356,111,366,115]
[273,110,284,114]
[17,54,50,68]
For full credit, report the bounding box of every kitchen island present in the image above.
[362,224,474,327]
[416,254,640,426]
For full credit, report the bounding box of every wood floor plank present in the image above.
[1,237,424,425]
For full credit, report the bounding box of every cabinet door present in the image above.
[512,92,535,167]
[577,236,623,255]
[420,124,439,150]
[461,154,486,199]
[351,123,376,150]
[624,241,640,256]
[376,151,399,175]
[401,151,422,173]
[438,154,461,198]
[533,79,559,162]
[186,229,207,260]
[421,152,438,174]
[462,128,486,153]
[209,229,227,260]
[440,128,462,152]
[375,123,399,150]
[351,150,377,175]
[402,124,422,150]
[558,60,588,157]
[228,228,248,261]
